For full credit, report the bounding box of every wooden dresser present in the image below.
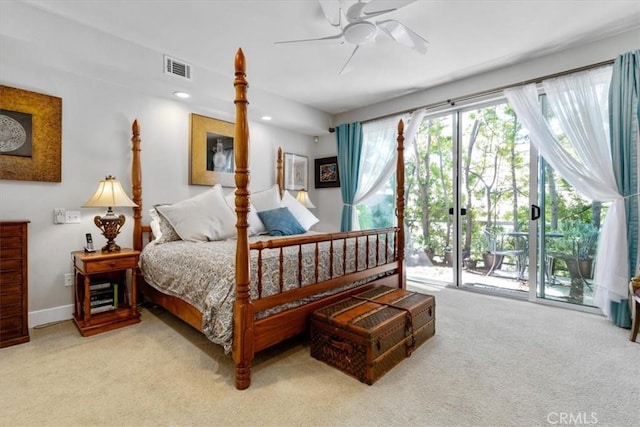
[0,220,30,348]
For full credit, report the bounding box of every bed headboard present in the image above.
[129,117,285,253]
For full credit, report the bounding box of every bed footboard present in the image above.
[249,227,401,347]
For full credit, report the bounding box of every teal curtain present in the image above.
[609,49,640,327]
[336,122,363,231]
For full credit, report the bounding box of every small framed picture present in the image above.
[314,156,340,188]
[284,152,308,190]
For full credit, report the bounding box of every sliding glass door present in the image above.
[458,102,531,293]
[404,113,455,286]
[537,158,601,306]
[404,101,533,295]
[360,94,602,310]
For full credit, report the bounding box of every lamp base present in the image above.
[93,214,126,253]
[102,241,122,253]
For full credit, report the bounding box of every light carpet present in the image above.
[0,282,638,427]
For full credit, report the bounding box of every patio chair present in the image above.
[545,252,568,286]
[483,230,525,279]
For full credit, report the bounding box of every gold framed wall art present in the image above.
[0,85,62,182]
[189,113,235,186]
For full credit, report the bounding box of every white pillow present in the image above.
[281,190,319,231]
[224,191,266,235]
[156,185,236,242]
[251,184,282,213]
[149,208,162,241]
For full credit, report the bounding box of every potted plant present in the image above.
[443,246,453,267]
[558,222,599,280]
[567,224,598,280]
[413,235,436,265]
[466,241,483,270]
[551,222,599,303]
[422,237,437,264]
[481,227,504,271]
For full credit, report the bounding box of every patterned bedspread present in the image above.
[139,233,392,353]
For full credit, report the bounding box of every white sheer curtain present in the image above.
[351,109,427,229]
[505,66,629,317]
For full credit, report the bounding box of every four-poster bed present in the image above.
[130,48,407,390]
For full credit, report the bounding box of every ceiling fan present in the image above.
[275,0,429,74]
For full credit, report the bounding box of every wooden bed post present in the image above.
[232,48,255,390]
[396,119,406,289]
[276,147,284,198]
[131,119,142,252]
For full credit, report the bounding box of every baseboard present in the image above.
[29,304,74,328]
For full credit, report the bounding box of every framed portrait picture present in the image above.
[189,113,235,187]
[314,156,340,188]
[283,152,308,191]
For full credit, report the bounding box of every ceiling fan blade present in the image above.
[339,45,360,75]
[377,19,429,54]
[362,0,417,18]
[318,0,342,27]
[274,33,344,45]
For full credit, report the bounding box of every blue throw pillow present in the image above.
[257,207,306,237]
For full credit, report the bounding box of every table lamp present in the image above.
[296,189,316,209]
[82,175,138,252]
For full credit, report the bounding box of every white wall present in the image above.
[0,2,316,326]
[311,133,343,232]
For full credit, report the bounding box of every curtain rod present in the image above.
[328,58,615,131]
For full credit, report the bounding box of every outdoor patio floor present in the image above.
[406,265,596,306]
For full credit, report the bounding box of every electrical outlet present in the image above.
[54,208,66,224]
[64,273,73,287]
[66,211,81,224]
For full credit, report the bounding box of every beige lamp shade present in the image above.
[296,189,316,209]
[82,175,137,252]
[82,175,138,209]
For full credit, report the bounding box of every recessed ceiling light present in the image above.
[173,91,190,99]
[261,116,272,121]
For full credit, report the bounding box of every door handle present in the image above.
[531,204,541,220]
[448,208,467,216]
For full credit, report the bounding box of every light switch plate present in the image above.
[65,211,81,224]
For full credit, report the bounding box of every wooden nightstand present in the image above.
[72,249,141,336]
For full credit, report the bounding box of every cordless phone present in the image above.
[85,233,96,252]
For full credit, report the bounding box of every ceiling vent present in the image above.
[164,55,192,80]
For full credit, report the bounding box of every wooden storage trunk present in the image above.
[310,285,435,384]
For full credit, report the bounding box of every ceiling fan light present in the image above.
[343,21,377,44]
[346,2,367,22]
